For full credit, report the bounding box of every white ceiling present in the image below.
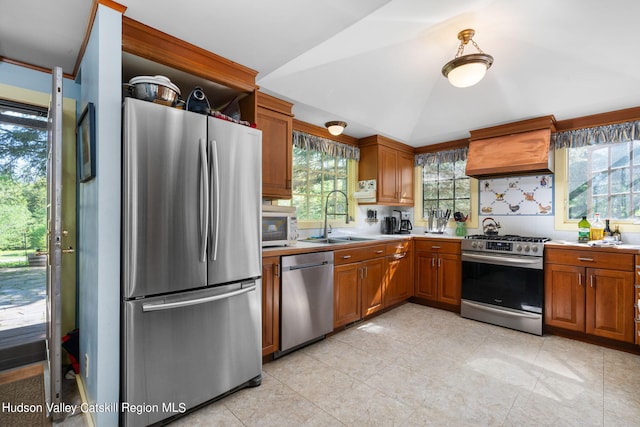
[2,0,640,147]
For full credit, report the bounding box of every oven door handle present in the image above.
[462,252,542,267]
[463,300,541,319]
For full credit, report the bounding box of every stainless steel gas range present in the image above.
[460,234,550,335]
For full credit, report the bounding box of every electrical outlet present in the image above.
[84,353,89,379]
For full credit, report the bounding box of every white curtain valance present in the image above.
[553,120,640,149]
[415,147,468,166]
[292,130,360,161]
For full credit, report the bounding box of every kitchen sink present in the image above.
[302,236,376,245]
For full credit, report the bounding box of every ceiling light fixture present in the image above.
[325,121,347,136]
[442,29,494,88]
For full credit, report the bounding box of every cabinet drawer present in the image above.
[334,244,387,265]
[415,239,460,254]
[386,240,413,255]
[545,248,633,271]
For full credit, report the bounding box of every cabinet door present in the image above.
[334,263,361,328]
[438,253,461,306]
[544,264,585,332]
[385,252,413,307]
[397,151,414,206]
[415,252,438,301]
[257,107,292,199]
[261,256,280,356]
[586,268,635,343]
[378,146,399,204]
[361,258,385,317]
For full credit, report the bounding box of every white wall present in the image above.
[77,5,122,426]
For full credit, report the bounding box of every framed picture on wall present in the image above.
[77,102,95,182]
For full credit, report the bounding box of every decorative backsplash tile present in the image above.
[479,174,553,216]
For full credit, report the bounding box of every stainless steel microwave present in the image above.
[262,205,298,247]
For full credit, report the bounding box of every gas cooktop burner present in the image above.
[465,235,550,243]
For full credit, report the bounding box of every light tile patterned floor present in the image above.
[171,303,640,426]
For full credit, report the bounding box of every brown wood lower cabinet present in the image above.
[261,256,280,356]
[361,258,385,317]
[414,239,461,309]
[333,251,386,328]
[636,255,640,345]
[385,241,413,307]
[333,241,414,328]
[334,263,361,327]
[545,248,635,344]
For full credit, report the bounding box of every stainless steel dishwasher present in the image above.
[276,251,334,357]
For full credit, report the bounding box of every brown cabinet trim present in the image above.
[122,16,258,93]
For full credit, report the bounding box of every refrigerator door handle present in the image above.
[199,138,209,262]
[210,139,220,261]
[142,285,256,312]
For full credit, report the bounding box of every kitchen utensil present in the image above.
[453,211,468,222]
[426,208,451,233]
[186,86,211,114]
[482,217,501,235]
[126,75,181,106]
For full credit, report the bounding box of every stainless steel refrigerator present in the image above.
[121,98,262,427]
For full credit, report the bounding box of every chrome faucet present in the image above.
[324,190,349,238]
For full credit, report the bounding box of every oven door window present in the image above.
[262,216,288,242]
[462,262,543,314]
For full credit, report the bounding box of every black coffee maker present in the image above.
[399,218,412,234]
[393,209,412,234]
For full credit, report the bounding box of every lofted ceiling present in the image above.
[2,0,640,147]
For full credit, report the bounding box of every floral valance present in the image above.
[414,147,468,166]
[553,120,640,149]
[292,130,360,161]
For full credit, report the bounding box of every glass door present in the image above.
[0,98,49,369]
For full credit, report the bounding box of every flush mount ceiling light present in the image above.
[325,121,347,136]
[442,29,494,88]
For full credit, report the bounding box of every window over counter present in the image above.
[414,147,477,229]
[555,119,640,229]
[566,140,640,220]
[277,130,358,228]
[422,159,471,219]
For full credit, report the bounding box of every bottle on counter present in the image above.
[578,215,591,242]
[589,213,605,241]
[612,225,622,242]
[603,219,613,240]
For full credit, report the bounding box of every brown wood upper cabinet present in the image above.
[256,92,294,199]
[545,247,635,343]
[359,135,414,206]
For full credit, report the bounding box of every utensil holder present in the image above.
[455,222,466,236]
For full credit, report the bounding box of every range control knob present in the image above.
[516,244,523,252]
[471,241,477,249]
[524,245,531,252]
[532,245,539,253]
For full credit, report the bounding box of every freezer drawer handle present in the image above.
[142,285,255,312]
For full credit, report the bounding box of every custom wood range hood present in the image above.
[465,115,557,178]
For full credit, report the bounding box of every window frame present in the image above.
[281,145,357,230]
[414,162,478,230]
[555,145,640,232]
